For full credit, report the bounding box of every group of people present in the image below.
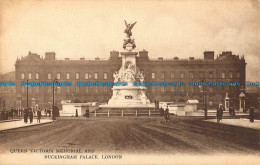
[23,108,34,124]
[159,106,170,122]
[75,107,90,118]
[0,108,24,120]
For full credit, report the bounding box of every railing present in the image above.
[91,110,160,117]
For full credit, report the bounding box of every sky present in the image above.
[0,0,259,81]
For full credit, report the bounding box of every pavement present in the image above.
[0,117,259,154]
[206,118,260,130]
[0,118,53,131]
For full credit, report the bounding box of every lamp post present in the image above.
[53,79,59,108]
[199,78,207,120]
[26,80,29,108]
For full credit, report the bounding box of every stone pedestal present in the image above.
[224,93,229,111]
[108,86,151,107]
[107,50,152,108]
[239,92,245,111]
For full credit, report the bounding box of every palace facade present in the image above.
[14,50,246,109]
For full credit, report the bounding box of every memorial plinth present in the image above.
[107,51,153,108]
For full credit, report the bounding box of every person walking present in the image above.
[37,108,42,123]
[217,105,221,123]
[76,109,78,117]
[249,106,254,123]
[24,108,28,123]
[29,108,33,124]
[52,104,59,122]
[85,107,89,119]
[164,106,170,122]
[159,107,164,117]
[219,104,223,121]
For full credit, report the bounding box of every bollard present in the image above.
[136,110,138,116]
[108,110,110,117]
[149,110,151,116]
[122,110,124,117]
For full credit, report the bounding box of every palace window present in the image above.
[237,72,240,78]
[94,73,98,79]
[21,86,25,93]
[152,73,156,79]
[229,72,233,78]
[57,73,61,80]
[170,72,175,79]
[104,73,108,80]
[21,73,25,80]
[180,73,184,79]
[66,86,70,93]
[36,73,39,80]
[48,73,51,80]
[85,86,89,93]
[152,86,155,93]
[104,86,108,93]
[160,86,165,93]
[170,86,175,92]
[221,72,225,78]
[76,73,79,80]
[200,72,204,78]
[190,86,194,93]
[85,73,89,79]
[35,86,39,94]
[209,72,213,78]
[189,72,194,79]
[28,73,32,80]
[66,73,70,80]
[181,86,184,92]
[161,72,165,79]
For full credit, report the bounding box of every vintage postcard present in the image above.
[0,0,259,164]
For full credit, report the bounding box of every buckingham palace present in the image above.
[12,50,246,109]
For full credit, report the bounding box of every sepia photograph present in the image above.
[0,0,259,164]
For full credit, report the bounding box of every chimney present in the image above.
[174,57,179,61]
[110,51,119,59]
[204,51,214,60]
[189,57,194,61]
[158,57,163,61]
[45,52,56,60]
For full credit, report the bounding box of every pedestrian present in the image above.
[37,108,42,123]
[217,105,221,123]
[76,109,78,117]
[29,108,33,123]
[47,108,51,117]
[24,108,28,123]
[52,104,59,122]
[164,106,170,122]
[159,107,164,117]
[249,106,254,123]
[219,104,223,121]
[229,106,233,116]
[85,107,89,118]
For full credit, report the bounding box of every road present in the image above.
[0,116,259,154]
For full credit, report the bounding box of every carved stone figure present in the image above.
[139,71,145,82]
[124,20,137,37]
[113,71,120,82]
[123,20,137,51]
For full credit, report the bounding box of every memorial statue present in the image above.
[123,20,137,51]
[124,20,137,37]
[124,64,135,83]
